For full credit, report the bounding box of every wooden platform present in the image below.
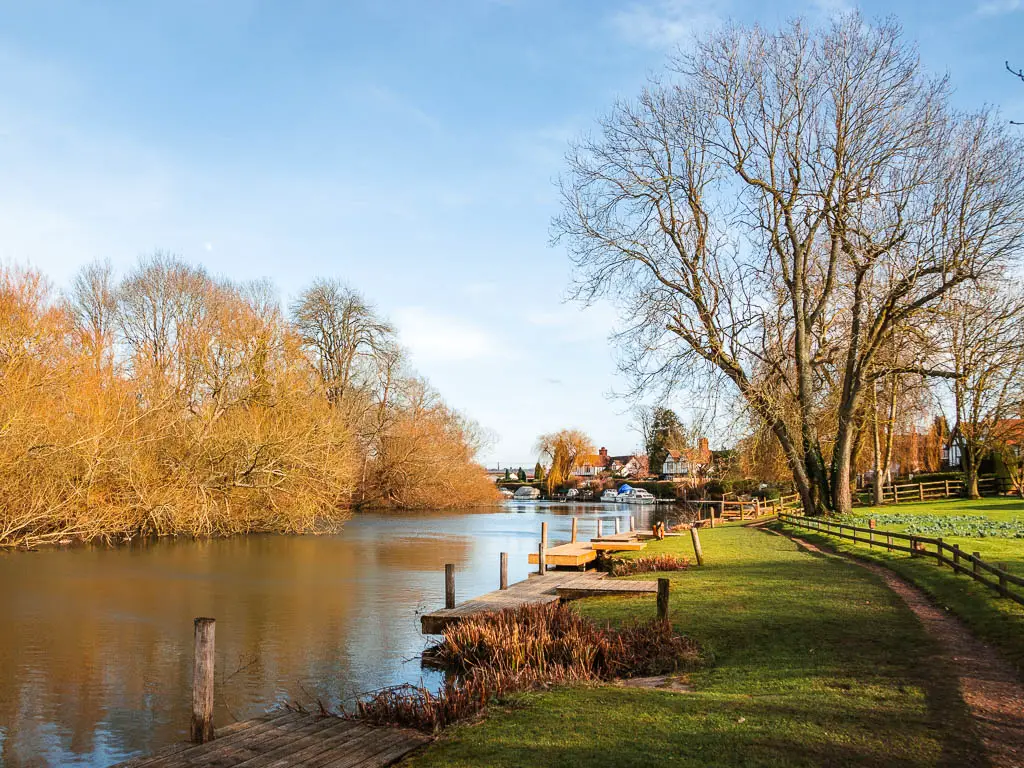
[590,540,647,552]
[110,712,430,768]
[420,571,658,634]
[526,541,597,567]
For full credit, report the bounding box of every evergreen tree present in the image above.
[534,462,545,482]
[646,408,688,475]
[504,468,511,481]
[517,467,527,482]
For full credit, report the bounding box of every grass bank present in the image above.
[777,497,1024,676]
[405,524,985,767]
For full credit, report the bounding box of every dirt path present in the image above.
[762,524,1024,768]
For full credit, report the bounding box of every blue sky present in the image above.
[1,0,1023,466]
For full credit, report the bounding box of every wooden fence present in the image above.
[777,512,1024,607]
[685,493,801,523]
[859,476,1006,505]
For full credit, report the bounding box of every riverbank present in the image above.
[404,524,989,767]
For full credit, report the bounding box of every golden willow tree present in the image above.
[536,429,594,495]
[0,256,495,548]
[554,16,1024,515]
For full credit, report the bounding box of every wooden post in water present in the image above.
[191,617,216,745]
[538,542,546,575]
[690,527,704,566]
[597,519,603,538]
[614,517,621,534]
[500,552,508,590]
[541,521,548,550]
[445,564,456,608]
[629,515,635,532]
[656,578,670,621]
[571,517,578,543]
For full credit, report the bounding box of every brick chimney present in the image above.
[698,437,709,455]
[599,446,608,461]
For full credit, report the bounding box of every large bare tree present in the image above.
[554,16,1024,515]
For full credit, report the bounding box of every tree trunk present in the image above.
[872,397,884,507]
[963,447,981,499]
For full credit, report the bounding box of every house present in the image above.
[609,454,649,478]
[945,418,1024,470]
[572,447,650,479]
[574,447,611,478]
[662,438,712,480]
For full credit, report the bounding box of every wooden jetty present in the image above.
[420,570,658,634]
[111,711,430,768]
[526,540,597,567]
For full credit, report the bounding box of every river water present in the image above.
[0,502,656,767]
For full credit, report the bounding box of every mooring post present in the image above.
[597,519,603,538]
[614,517,621,534]
[445,564,456,608]
[629,515,635,532]
[191,617,216,744]
[538,541,546,575]
[500,552,508,590]
[690,526,704,566]
[541,521,548,550]
[657,578,670,621]
[571,517,578,543]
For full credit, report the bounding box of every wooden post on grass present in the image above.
[945,479,951,497]
[500,552,508,590]
[445,564,456,608]
[709,503,716,528]
[571,517,578,543]
[657,578,670,621]
[886,534,893,552]
[952,544,961,573]
[918,483,925,502]
[191,617,216,744]
[935,537,944,565]
[868,518,876,549]
[690,527,704,566]
[894,485,900,504]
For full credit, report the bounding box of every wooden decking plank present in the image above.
[227,719,365,767]
[113,719,278,767]
[302,727,411,768]
[124,714,307,768]
[254,723,376,768]
[314,728,429,768]
[175,715,331,767]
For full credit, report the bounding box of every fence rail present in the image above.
[859,476,1006,505]
[777,512,1024,607]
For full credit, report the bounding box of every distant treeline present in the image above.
[0,255,496,548]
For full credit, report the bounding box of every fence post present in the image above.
[894,486,900,504]
[952,544,960,573]
[935,537,944,565]
[910,536,918,557]
[886,534,893,552]
[571,517,578,543]
[690,526,704,566]
[918,483,925,502]
[945,479,951,497]
[868,518,876,549]
[972,552,981,578]
[998,563,1009,598]
[500,552,508,590]
[657,578,670,621]
[445,564,456,608]
[191,617,216,744]
[709,503,715,528]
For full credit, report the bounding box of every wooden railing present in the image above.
[684,493,801,523]
[778,512,1024,607]
[859,476,1005,505]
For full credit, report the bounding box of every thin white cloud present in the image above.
[977,0,1022,15]
[811,0,855,18]
[393,306,496,363]
[611,0,725,49]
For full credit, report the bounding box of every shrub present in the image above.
[600,554,691,576]
[351,602,703,732]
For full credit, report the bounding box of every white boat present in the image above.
[513,486,541,500]
[600,488,620,502]
[616,488,656,505]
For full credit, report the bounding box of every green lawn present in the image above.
[779,496,1024,677]
[405,525,985,767]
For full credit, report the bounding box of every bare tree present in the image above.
[289,279,395,406]
[554,16,1024,515]
[68,259,118,370]
[944,282,1024,498]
